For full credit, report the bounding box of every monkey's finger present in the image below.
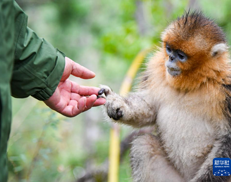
[98,88,105,95]
[99,84,113,96]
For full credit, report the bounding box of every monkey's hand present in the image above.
[98,85,156,127]
[98,85,129,121]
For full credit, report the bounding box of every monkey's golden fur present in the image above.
[142,12,231,120]
[153,13,229,91]
[100,12,231,182]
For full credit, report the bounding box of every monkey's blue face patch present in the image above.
[213,158,231,176]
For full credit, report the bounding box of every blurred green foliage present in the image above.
[9,0,231,182]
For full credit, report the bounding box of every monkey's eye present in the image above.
[166,45,172,54]
[177,51,187,62]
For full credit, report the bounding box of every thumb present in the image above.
[65,57,95,80]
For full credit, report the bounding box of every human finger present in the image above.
[70,93,81,100]
[93,98,106,106]
[83,95,97,111]
[63,98,86,117]
[66,57,95,79]
[59,104,80,117]
[77,97,87,111]
[71,82,100,96]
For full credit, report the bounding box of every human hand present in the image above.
[44,57,106,117]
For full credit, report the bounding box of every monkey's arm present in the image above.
[99,85,157,128]
[190,133,231,182]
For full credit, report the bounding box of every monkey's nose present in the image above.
[169,55,175,61]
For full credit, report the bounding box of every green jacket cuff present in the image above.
[32,51,65,101]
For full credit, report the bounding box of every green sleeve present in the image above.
[11,1,65,101]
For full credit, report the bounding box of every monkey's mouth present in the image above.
[167,67,181,76]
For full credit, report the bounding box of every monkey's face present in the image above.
[164,43,187,77]
[159,12,229,91]
[162,36,201,80]
[161,14,227,79]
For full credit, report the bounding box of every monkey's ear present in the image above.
[211,43,228,57]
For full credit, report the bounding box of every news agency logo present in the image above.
[213,158,231,176]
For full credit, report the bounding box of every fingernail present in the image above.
[98,88,105,95]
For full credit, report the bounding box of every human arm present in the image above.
[11,1,65,100]
[11,1,105,116]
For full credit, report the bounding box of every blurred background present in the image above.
[9,0,231,181]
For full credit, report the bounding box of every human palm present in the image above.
[44,57,105,117]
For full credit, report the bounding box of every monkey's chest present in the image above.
[156,104,215,180]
